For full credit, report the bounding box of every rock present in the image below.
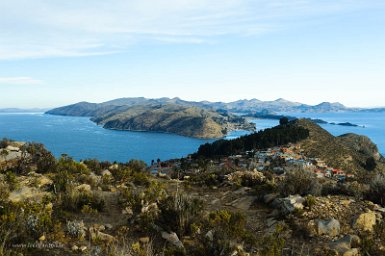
[354,210,376,232]
[342,248,359,256]
[101,169,112,176]
[8,187,50,203]
[71,245,79,251]
[105,224,113,230]
[89,226,115,243]
[122,206,133,216]
[317,218,340,237]
[161,231,184,249]
[272,195,305,214]
[36,176,53,188]
[75,184,92,193]
[79,245,87,252]
[329,235,361,254]
[139,237,150,243]
[264,193,279,204]
[141,202,159,214]
[205,230,214,242]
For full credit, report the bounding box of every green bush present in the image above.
[366,173,385,206]
[279,168,321,196]
[60,185,104,213]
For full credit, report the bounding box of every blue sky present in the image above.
[0,0,384,108]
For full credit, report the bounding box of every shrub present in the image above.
[66,220,86,239]
[61,185,105,213]
[157,194,204,237]
[279,168,321,197]
[0,181,10,201]
[127,159,147,172]
[56,154,90,175]
[366,173,385,206]
[304,195,316,209]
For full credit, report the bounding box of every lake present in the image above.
[0,111,384,163]
[0,113,216,164]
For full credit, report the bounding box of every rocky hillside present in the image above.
[2,139,385,256]
[95,104,244,139]
[293,119,385,174]
[51,103,254,139]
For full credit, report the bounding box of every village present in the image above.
[151,143,354,183]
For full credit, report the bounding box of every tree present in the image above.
[279,117,289,126]
[364,157,377,171]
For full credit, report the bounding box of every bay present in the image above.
[0,113,216,163]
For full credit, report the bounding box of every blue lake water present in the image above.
[0,113,217,163]
[0,112,384,163]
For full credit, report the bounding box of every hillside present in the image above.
[96,104,253,139]
[2,137,385,255]
[293,119,385,174]
[49,103,255,139]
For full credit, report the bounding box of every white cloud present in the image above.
[0,0,383,59]
[0,77,43,85]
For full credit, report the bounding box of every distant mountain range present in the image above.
[0,108,49,113]
[44,97,385,115]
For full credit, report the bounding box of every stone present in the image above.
[317,218,340,237]
[79,245,87,252]
[139,237,150,243]
[264,193,279,204]
[354,210,376,232]
[122,207,133,216]
[101,169,112,176]
[342,248,359,256]
[205,230,214,242]
[89,226,115,243]
[71,245,79,251]
[272,195,305,214]
[329,235,361,254]
[75,184,92,193]
[161,231,184,249]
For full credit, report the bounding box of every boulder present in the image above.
[272,195,305,214]
[264,193,279,204]
[101,169,112,176]
[354,210,376,232]
[329,235,361,255]
[317,218,340,237]
[342,248,359,256]
[76,184,92,193]
[89,226,115,243]
[139,237,150,244]
[161,231,184,249]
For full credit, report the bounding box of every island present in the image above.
[47,103,256,139]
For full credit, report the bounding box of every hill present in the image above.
[293,119,385,174]
[49,103,255,139]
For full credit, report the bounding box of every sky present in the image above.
[0,0,385,108]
